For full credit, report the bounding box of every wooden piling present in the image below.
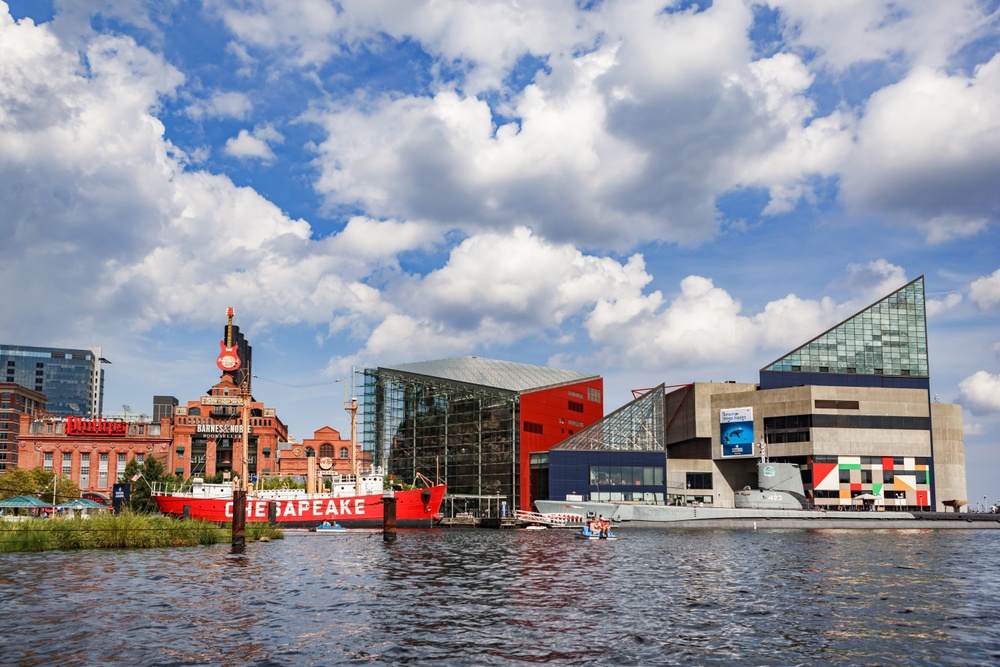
[383,492,396,542]
[232,489,246,553]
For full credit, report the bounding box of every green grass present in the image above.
[0,513,284,552]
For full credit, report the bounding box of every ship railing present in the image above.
[514,510,568,527]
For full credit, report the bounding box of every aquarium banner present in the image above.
[720,407,755,457]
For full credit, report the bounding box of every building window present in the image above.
[319,444,334,459]
[568,391,584,399]
[568,401,584,413]
[305,447,315,458]
[340,447,349,459]
[524,422,543,434]
[81,453,90,488]
[136,453,144,466]
[98,453,108,488]
[62,452,72,478]
[44,451,53,471]
[587,387,601,403]
[118,453,127,479]
[686,472,713,489]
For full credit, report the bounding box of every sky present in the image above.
[1,0,999,507]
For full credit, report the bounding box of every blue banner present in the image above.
[720,407,755,457]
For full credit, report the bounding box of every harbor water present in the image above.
[1,527,999,666]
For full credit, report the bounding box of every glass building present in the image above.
[0,344,108,417]
[761,276,929,389]
[360,357,603,513]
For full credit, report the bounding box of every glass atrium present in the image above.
[762,276,928,377]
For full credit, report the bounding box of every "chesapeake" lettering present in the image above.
[224,498,366,519]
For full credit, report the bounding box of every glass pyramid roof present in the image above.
[762,276,928,378]
[379,356,599,393]
[553,385,665,451]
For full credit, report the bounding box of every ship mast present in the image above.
[346,369,359,495]
[240,377,251,493]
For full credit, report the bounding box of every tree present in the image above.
[0,467,80,504]
[118,457,167,513]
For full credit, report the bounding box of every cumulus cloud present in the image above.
[773,0,993,71]
[841,59,1000,239]
[959,371,1000,414]
[969,269,1000,310]
[926,293,963,317]
[224,124,283,161]
[185,90,253,120]
[199,1,1000,251]
[208,0,592,93]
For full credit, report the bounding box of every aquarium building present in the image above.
[545,276,967,512]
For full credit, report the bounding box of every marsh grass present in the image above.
[0,513,283,552]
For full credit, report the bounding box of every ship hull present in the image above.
[153,485,447,529]
[534,499,1000,528]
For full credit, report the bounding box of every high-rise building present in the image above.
[0,383,46,472]
[0,345,108,417]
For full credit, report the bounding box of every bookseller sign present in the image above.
[720,408,754,458]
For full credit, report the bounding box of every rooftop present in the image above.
[378,356,599,393]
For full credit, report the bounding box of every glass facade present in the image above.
[361,368,519,505]
[552,385,664,451]
[762,277,928,377]
[0,345,106,417]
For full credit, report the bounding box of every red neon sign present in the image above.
[65,417,128,437]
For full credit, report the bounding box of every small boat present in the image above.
[524,523,546,531]
[311,521,346,533]
[577,521,617,540]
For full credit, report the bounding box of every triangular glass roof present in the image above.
[553,385,665,451]
[379,356,599,393]
[762,276,928,378]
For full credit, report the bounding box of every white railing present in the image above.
[514,509,568,526]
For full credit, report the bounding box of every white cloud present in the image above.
[224,124,284,161]
[926,293,963,317]
[841,59,1000,238]
[209,0,592,93]
[846,260,908,304]
[969,269,1000,310]
[772,0,992,71]
[185,90,252,120]
[959,371,1000,414]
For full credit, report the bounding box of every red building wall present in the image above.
[15,414,173,503]
[285,426,371,477]
[518,378,604,510]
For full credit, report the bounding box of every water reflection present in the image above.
[0,529,998,665]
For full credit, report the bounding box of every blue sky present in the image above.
[2,0,999,507]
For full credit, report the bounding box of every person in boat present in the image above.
[598,515,610,538]
[320,521,332,528]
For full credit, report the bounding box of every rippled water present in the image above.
[1,527,999,666]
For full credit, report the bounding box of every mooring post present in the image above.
[232,489,246,553]
[383,490,396,542]
[267,500,277,526]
